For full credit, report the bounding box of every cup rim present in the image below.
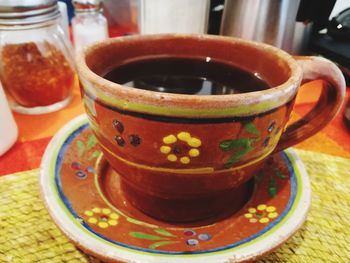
[76,34,302,117]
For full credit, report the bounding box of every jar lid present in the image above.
[0,0,60,26]
[73,0,102,13]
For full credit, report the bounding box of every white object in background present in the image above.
[0,83,18,156]
[330,0,350,19]
[72,0,108,53]
[139,0,210,34]
[58,1,69,37]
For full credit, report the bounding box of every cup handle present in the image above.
[274,56,346,152]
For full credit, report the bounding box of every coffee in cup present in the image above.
[77,34,345,222]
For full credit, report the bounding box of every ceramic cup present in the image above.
[77,34,345,222]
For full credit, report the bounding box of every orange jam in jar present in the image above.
[1,41,75,108]
[0,0,76,114]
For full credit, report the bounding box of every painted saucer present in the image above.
[40,115,311,263]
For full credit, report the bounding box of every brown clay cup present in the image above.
[76,34,345,222]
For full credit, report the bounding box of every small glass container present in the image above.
[0,0,76,114]
[72,0,108,53]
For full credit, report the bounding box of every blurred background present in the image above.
[59,0,350,83]
[59,0,350,133]
[0,0,349,155]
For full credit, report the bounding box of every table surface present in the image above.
[0,73,350,262]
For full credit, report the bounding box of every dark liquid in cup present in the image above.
[104,57,270,95]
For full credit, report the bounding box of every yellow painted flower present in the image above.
[84,207,120,229]
[244,204,278,224]
[160,132,201,164]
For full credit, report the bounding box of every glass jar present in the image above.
[0,0,76,114]
[72,0,108,53]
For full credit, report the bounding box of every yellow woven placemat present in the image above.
[0,149,349,263]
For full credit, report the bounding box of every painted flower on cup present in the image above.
[84,207,120,229]
[160,131,201,164]
[244,204,278,224]
[112,119,142,147]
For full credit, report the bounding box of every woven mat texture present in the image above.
[0,149,349,263]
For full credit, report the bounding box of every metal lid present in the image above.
[73,0,102,13]
[0,0,60,26]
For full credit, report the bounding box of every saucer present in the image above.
[40,115,311,263]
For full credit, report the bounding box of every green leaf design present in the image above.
[88,150,100,161]
[268,177,278,197]
[244,122,260,136]
[226,151,247,167]
[219,138,251,151]
[149,241,180,250]
[129,232,168,241]
[77,140,85,157]
[154,228,175,237]
[87,135,97,150]
[126,217,157,228]
[220,122,261,168]
[274,169,288,179]
[224,139,253,168]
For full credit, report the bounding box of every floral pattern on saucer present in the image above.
[40,115,310,262]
